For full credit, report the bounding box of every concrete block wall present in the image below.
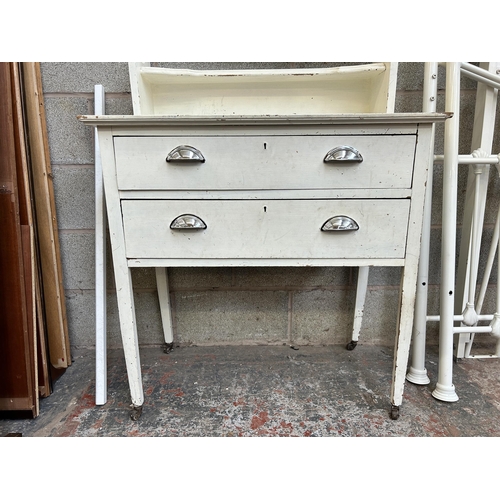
[40,62,500,350]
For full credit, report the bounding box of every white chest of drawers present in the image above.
[80,112,447,421]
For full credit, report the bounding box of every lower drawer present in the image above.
[121,199,410,260]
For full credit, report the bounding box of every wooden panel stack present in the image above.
[0,62,38,416]
[0,62,70,417]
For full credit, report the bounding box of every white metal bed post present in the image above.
[432,63,460,402]
[406,62,437,385]
[95,85,107,405]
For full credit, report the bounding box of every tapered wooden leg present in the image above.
[390,266,419,418]
[98,129,144,417]
[348,266,369,350]
[114,264,144,409]
[155,267,174,352]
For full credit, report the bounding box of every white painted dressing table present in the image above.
[80,110,448,421]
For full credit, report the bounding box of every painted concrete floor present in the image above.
[1,343,500,437]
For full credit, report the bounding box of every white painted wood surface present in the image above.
[352,266,369,344]
[98,129,144,408]
[128,63,398,116]
[155,267,174,345]
[121,198,410,260]
[127,257,407,268]
[114,134,417,191]
[390,109,435,408]
[119,188,412,201]
[82,113,446,417]
[128,62,175,354]
[78,113,442,127]
[126,63,398,366]
[126,63,398,361]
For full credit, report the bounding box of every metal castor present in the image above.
[163,342,174,354]
[346,340,358,351]
[130,405,143,421]
[389,404,400,420]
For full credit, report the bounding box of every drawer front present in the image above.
[114,135,416,191]
[122,199,410,260]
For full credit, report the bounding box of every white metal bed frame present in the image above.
[407,62,500,403]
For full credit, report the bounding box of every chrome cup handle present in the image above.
[321,216,359,232]
[166,145,205,163]
[170,214,207,230]
[324,146,363,163]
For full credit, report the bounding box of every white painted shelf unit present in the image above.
[128,63,398,115]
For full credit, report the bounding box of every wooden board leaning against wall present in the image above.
[21,62,70,371]
[0,62,39,415]
[0,62,70,417]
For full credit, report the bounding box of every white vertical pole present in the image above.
[432,63,460,402]
[94,85,107,405]
[406,62,437,385]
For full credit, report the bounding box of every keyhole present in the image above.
[264,143,267,149]
[264,206,267,213]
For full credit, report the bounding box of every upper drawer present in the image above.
[114,135,416,191]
